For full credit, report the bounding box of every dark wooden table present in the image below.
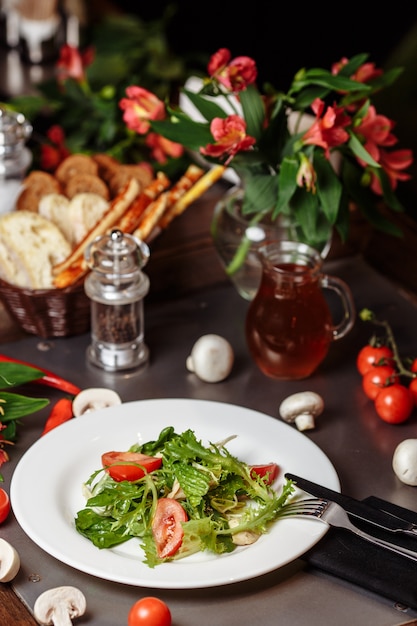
[2,185,417,625]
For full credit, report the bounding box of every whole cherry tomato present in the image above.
[374,384,414,424]
[362,365,399,400]
[356,345,394,376]
[411,359,417,374]
[0,489,10,523]
[409,377,417,407]
[128,597,171,626]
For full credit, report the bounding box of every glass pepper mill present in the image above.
[0,107,32,212]
[84,229,150,372]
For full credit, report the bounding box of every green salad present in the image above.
[75,427,295,567]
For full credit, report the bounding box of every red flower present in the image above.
[119,87,165,134]
[145,133,184,164]
[354,105,396,149]
[365,144,413,194]
[302,98,350,158]
[56,44,94,84]
[332,57,383,84]
[200,115,256,164]
[0,449,9,468]
[208,48,257,92]
[40,125,70,172]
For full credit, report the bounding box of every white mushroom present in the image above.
[34,586,86,626]
[0,538,20,582]
[72,388,122,417]
[227,517,260,546]
[279,391,324,431]
[392,439,417,486]
[186,334,234,383]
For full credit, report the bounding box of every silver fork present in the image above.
[280,498,417,563]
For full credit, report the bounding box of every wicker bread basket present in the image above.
[0,278,91,338]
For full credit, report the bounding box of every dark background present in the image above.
[93,1,417,89]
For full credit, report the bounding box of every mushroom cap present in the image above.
[0,538,20,582]
[186,334,234,383]
[34,586,86,625]
[279,391,324,428]
[392,439,417,486]
[72,388,122,417]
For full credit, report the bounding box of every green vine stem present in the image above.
[359,308,416,379]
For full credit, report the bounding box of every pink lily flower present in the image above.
[200,115,256,164]
[302,99,350,159]
[208,48,257,92]
[119,87,166,135]
[146,133,184,164]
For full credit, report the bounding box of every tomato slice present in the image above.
[0,488,11,524]
[250,463,279,484]
[101,451,162,482]
[152,498,188,559]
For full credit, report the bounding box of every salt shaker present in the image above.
[84,229,150,372]
[0,107,32,213]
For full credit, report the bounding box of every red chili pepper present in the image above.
[41,397,74,435]
[0,354,81,395]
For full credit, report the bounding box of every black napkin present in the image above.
[303,497,417,610]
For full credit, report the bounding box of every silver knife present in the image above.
[285,473,417,538]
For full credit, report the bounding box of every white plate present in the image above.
[11,398,339,589]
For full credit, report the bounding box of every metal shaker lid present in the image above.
[0,107,33,156]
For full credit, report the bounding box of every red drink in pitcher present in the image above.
[245,242,355,380]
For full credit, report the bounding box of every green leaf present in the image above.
[181,89,230,122]
[314,151,343,224]
[274,156,299,216]
[0,392,49,422]
[239,84,266,141]
[347,133,380,167]
[151,114,212,151]
[0,363,44,389]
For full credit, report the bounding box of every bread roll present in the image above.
[0,211,72,289]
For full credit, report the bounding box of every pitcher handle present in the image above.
[321,275,355,340]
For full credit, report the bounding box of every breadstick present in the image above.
[53,173,171,289]
[117,172,171,233]
[159,165,226,228]
[133,193,169,242]
[52,178,140,276]
[131,165,203,241]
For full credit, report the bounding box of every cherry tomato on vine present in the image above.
[411,359,417,374]
[362,365,399,400]
[356,345,394,376]
[101,451,162,482]
[128,596,171,626]
[408,378,417,407]
[0,488,10,523]
[374,384,414,424]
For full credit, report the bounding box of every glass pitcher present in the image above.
[245,241,355,380]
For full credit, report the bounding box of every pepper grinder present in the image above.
[84,229,150,372]
[0,107,32,212]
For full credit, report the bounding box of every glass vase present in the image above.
[211,187,332,301]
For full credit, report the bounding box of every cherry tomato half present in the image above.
[151,498,188,559]
[0,488,10,523]
[357,344,394,376]
[374,384,414,424]
[250,463,279,485]
[101,451,162,482]
[362,365,398,400]
[128,596,171,626]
